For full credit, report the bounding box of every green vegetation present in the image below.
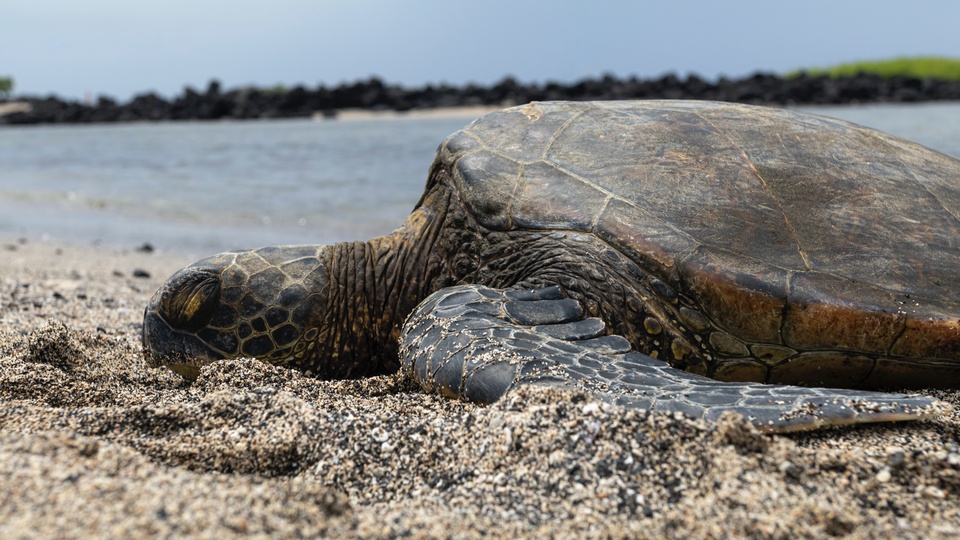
[793,57,960,81]
[263,84,288,95]
[0,76,12,99]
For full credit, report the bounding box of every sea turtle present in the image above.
[142,100,960,432]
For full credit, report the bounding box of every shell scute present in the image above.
[512,161,607,230]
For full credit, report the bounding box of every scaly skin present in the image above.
[399,285,944,433]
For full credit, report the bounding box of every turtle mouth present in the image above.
[142,304,222,380]
[167,363,202,380]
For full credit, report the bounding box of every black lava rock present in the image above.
[3,73,959,126]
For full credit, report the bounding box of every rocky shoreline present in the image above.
[3,72,960,125]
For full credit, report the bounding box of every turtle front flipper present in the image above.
[399,285,948,433]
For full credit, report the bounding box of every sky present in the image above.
[2,0,959,101]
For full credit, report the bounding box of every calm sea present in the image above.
[1,102,959,254]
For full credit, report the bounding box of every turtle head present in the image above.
[142,246,331,380]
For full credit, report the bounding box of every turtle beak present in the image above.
[142,296,221,380]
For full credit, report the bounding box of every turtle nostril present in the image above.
[158,268,222,332]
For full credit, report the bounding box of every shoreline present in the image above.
[5,71,960,125]
[0,102,507,123]
[1,234,960,537]
[5,97,960,128]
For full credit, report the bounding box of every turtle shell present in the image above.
[435,100,960,385]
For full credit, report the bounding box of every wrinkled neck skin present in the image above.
[303,168,700,379]
[298,167,707,380]
[302,182,460,378]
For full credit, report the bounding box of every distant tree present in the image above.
[0,77,12,100]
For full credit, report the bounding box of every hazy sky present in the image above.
[3,0,958,101]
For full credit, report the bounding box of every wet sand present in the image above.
[1,233,959,538]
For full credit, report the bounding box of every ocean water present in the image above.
[1,102,958,254]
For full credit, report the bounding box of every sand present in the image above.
[1,233,959,539]
[0,102,31,117]
[318,105,506,122]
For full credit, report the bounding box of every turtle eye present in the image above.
[158,268,222,332]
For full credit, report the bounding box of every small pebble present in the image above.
[886,446,906,468]
[779,460,802,479]
[581,402,600,415]
[875,468,892,483]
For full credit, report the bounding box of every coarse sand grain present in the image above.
[1,234,959,538]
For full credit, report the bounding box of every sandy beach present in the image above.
[0,102,32,118]
[321,105,506,122]
[0,232,959,538]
